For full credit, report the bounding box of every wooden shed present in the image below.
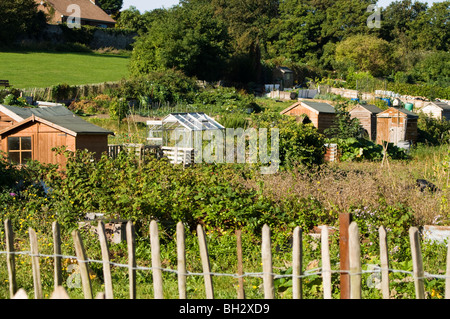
[420,101,450,121]
[273,66,294,90]
[0,104,113,166]
[349,104,383,141]
[376,107,419,146]
[280,100,336,133]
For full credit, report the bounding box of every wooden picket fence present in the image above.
[2,216,450,299]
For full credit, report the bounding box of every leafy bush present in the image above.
[417,112,450,145]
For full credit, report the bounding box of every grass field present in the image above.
[0,51,130,89]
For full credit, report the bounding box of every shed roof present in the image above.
[162,113,225,131]
[377,107,419,118]
[41,0,116,23]
[424,101,450,110]
[0,104,113,136]
[350,104,383,114]
[276,66,293,73]
[280,100,335,115]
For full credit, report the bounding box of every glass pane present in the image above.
[8,152,20,164]
[22,152,32,164]
[8,137,20,151]
[21,137,32,150]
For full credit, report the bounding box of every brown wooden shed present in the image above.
[420,101,450,121]
[349,104,383,141]
[280,100,336,133]
[0,104,113,166]
[376,107,419,146]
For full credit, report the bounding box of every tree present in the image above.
[324,102,363,139]
[334,34,395,77]
[0,0,47,43]
[129,0,231,82]
[96,0,123,16]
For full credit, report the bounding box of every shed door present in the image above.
[389,119,405,144]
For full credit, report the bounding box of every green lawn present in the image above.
[0,51,130,89]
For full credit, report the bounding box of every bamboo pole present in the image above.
[177,222,187,299]
[72,229,93,299]
[29,228,42,299]
[197,224,214,299]
[321,225,332,299]
[4,219,17,298]
[292,226,303,299]
[150,220,164,299]
[97,221,114,299]
[348,222,361,299]
[409,227,425,299]
[52,221,62,288]
[236,229,245,299]
[379,226,390,299]
[262,224,274,299]
[126,221,136,299]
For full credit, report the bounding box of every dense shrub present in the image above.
[417,112,450,145]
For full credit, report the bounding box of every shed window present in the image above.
[8,136,32,165]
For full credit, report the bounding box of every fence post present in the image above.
[29,227,42,299]
[52,221,62,288]
[97,221,114,299]
[409,227,425,299]
[236,229,245,299]
[339,213,352,299]
[292,226,303,299]
[262,224,274,299]
[176,222,187,299]
[126,221,136,299]
[150,220,164,299]
[4,219,17,298]
[348,221,361,299]
[379,226,390,299]
[321,225,332,299]
[197,224,214,299]
[446,234,450,299]
[72,229,93,299]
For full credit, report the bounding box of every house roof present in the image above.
[0,104,113,136]
[42,0,116,23]
[350,104,383,114]
[162,113,225,131]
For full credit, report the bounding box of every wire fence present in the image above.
[2,217,450,299]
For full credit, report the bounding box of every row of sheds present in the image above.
[280,100,429,146]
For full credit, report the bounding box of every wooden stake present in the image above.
[339,213,351,299]
[177,222,187,299]
[379,226,390,299]
[52,221,62,288]
[409,227,425,299]
[98,221,114,299]
[72,229,93,299]
[150,220,164,299]
[236,229,245,299]
[321,225,332,299]
[197,224,214,299]
[348,222,361,299]
[262,224,274,299]
[126,221,136,299]
[5,219,17,298]
[29,228,42,299]
[292,226,303,299]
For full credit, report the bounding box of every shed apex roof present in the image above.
[350,104,383,114]
[425,101,450,110]
[377,107,419,118]
[0,104,113,136]
[41,0,116,23]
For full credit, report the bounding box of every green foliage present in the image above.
[108,97,128,121]
[96,0,123,15]
[2,94,30,107]
[324,102,362,139]
[417,112,450,145]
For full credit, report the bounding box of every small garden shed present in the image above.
[376,107,419,146]
[349,104,383,141]
[273,66,294,89]
[280,100,336,133]
[420,101,450,121]
[0,104,113,166]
